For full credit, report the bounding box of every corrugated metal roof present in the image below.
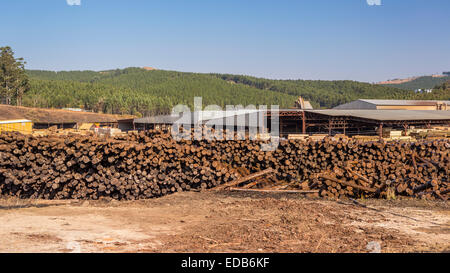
[0,119,32,124]
[334,99,450,109]
[333,100,376,110]
[206,112,264,128]
[359,99,450,106]
[134,110,265,124]
[134,115,180,124]
[307,110,450,121]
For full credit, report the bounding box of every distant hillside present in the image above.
[415,80,450,100]
[25,68,296,116]
[434,80,450,91]
[22,68,445,116]
[379,75,450,90]
[378,77,419,85]
[212,74,416,108]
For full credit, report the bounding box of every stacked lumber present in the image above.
[409,127,450,140]
[382,129,403,138]
[352,135,380,142]
[0,129,448,200]
[288,134,309,140]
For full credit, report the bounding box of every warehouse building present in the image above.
[118,110,265,132]
[299,109,450,137]
[119,115,180,131]
[120,108,450,137]
[334,99,450,110]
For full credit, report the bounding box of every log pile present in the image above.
[0,129,448,200]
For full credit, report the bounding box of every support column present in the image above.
[403,124,408,136]
[279,119,283,137]
[328,120,332,136]
[378,123,383,139]
[302,111,306,134]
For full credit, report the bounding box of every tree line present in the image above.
[24,68,450,115]
[2,46,448,117]
[25,68,296,116]
[212,74,428,109]
[380,75,450,91]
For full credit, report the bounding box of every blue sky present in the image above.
[2,0,450,82]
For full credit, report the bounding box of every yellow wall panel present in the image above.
[0,121,33,134]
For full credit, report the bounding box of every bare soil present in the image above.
[377,77,419,85]
[0,192,448,253]
[0,105,132,123]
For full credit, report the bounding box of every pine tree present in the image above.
[0,46,30,105]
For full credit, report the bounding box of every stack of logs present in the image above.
[0,129,448,200]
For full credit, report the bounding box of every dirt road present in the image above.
[0,192,448,253]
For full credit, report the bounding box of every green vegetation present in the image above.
[434,80,450,91]
[411,80,450,101]
[380,75,450,90]
[0,47,30,106]
[25,68,296,116]
[213,74,419,108]
[23,67,450,116]
[415,80,450,100]
[2,45,447,116]
[1,42,445,117]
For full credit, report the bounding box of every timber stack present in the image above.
[0,129,448,200]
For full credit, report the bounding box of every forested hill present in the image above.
[379,75,450,90]
[212,74,417,109]
[25,68,296,116]
[24,68,447,116]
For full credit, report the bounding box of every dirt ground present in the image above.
[0,192,448,253]
[0,104,132,123]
